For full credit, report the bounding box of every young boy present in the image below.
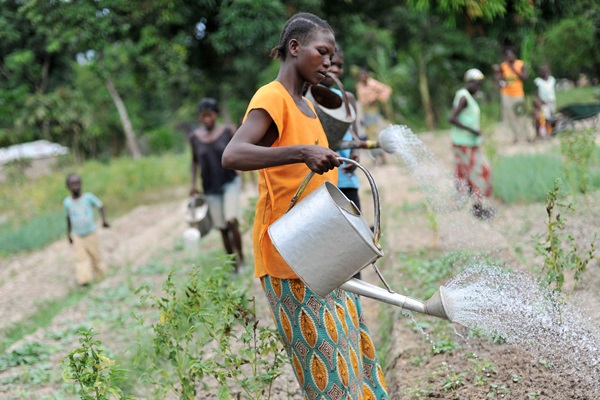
[533,65,556,137]
[64,173,110,286]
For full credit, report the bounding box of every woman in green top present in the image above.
[448,68,494,220]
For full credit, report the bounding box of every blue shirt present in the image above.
[331,88,360,190]
[64,193,103,237]
[336,131,360,189]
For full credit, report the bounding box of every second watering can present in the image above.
[268,158,383,297]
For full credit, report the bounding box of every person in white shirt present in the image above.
[533,65,556,136]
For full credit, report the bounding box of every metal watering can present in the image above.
[268,158,453,322]
[306,74,356,149]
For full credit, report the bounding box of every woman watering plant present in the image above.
[448,68,495,220]
[222,12,389,399]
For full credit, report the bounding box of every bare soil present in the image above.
[0,125,598,399]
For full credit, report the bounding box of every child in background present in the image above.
[64,173,110,286]
[532,99,549,138]
[533,65,556,138]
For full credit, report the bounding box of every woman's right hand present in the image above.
[302,145,341,174]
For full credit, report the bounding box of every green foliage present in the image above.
[62,328,132,400]
[407,0,534,26]
[397,250,483,298]
[0,342,55,387]
[432,337,458,354]
[0,211,65,255]
[533,179,596,292]
[559,128,597,194]
[492,153,565,204]
[439,367,465,391]
[136,259,285,399]
[2,158,32,185]
[144,125,186,154]
[487,382,510,397]
[0,342,54,372]
[3,0,596,151]
[555,87,600,109]
[467,355,497,387]
[241,195,258,233]
[541,16,600,79]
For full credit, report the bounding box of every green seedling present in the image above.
[136,259,285,399]
[432,338,458,354]
[534,179,596,293]
[62,328,131,400]
[440,368,465,391]
[487,382,510,397]
[0,342,54,371]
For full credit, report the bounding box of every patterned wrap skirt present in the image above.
[261,275,389,400]
[452,144,493,201]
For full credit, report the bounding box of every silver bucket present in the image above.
[184,195,212,237]
[268,158,383,298]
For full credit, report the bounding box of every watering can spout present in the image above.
[340,279,453,322]
[423,286,452,321]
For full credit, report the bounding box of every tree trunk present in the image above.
[37,54,51,93]
[72,125,82,164]
[105,78,141,159]
[416,49,436,131]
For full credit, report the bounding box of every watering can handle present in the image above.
[287,157,382,248]
[325,73,352,120]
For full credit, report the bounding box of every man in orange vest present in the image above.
[497,47,533,143]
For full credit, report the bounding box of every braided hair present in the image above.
[271,13,333,60]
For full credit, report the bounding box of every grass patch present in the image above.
[492,146,600,204]
[0,211,65,255]
[556,86,599,109]
[492,153,565,204]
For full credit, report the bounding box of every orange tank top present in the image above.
[500,60,525,97]
[244,81,338,278]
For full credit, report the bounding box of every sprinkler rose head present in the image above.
[378,125,413,154]
[424,286,454,322]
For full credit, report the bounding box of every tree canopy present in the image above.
[1,0,598,157]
